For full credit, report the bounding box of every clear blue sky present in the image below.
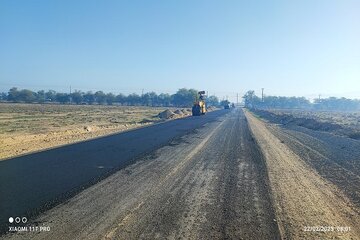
[0,0,359,101]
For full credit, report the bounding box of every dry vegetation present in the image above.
[252,109,360,140]
[270,109,360,129]
[0,103,192,160]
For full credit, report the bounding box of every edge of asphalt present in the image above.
[0,113,192,162]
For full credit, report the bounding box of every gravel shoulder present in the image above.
[245,109,360,239]
[2,109,280,240]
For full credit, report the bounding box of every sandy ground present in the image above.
[2,109,280,240]
[245,110,360,239]
[0,103,191,160]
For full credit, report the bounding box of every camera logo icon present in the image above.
[8,217,27,224]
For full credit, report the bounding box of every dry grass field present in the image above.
[252,109,360,140]
[270,109,360,129]
[0,103,189,160]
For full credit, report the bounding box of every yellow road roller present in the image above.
[192,91,207,116]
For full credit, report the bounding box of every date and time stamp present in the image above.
[6,216,352,234]
[303,226,351,233]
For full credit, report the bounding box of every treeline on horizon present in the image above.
[243,90,360,111]
[1,87,359,111]
[0,87,221,107]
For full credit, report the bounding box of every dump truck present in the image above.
[192,91,207,116]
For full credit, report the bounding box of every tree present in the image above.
[243,90,260,108]
[94,91,106,104]
[142,92,157,106]
[37,90,46,103]
[157,93,171,106]
[71,91,83,104]
[7,87,19,101]
[172,88,198,107]
[1,92,7,101]
[56,93,70,104]
[83,91,95,105]
[19,89,36,103]
[106,93,116,105]
[127,93,141,105]
[207,95,219,106]
[314,97,360,111]
[115,93,126,105]
[45,90,57,102]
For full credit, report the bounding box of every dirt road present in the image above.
[246,110,360,239]
[2,109,280,239]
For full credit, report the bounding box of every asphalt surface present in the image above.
[2,108,280,239]
[0,109,228,233]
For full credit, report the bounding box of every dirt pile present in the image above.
[181,109,188,114]
[158,109,192,120]
[158,109,175,119]
[174,109,183,115]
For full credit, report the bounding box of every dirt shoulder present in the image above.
[245,109,360,239]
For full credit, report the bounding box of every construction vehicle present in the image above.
[223,100,230,109]
[192,91,207,116]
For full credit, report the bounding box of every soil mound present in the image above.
[174,109,183,115]
[181,109,188,114]
[158,109,175,119]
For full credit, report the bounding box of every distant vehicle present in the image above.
[224,104,230,109]
[192,91,207,116]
